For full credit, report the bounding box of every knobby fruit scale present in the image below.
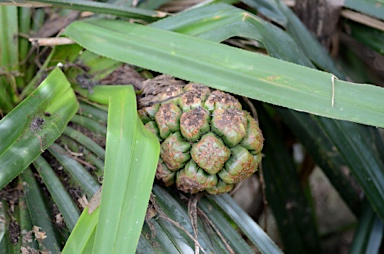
[138,75,264,194]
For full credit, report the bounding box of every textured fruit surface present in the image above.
[138,75,263,194]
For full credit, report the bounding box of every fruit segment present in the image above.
[139,75,264,194]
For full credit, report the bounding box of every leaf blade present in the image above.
[316,118,384,222]
[0,0,166,20]
[258,104,321,253]
[344,0,384,20]
[63,19,384,128]
[276,107,362,216]
[350,201,383,254]
[151,4,313,66]
[0,68,78,189]
[21,167,63,253]
[33,155,81,231]
[92,85,160,254]
[209,194,283,254]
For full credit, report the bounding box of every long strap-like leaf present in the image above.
[63,18,384,128]
[0,68,78,189]
[62,85,160,254]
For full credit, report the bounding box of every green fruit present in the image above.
[138,75,264,194]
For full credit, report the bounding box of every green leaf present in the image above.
[258,105,321,254]
[17,7,31,68]
[90,85,160,254]
[48,143,100,197]
[78,102,108,125]
[63,18,384,128]
[344,20,384,55]
[336,39,379,84]
[241,0,287,25]
[59,135,104,176]
[17,190,39,251]
[63,126,105,160]
[20,44,82,100]
[350,201,383,254]
[0,6,18,73]
[0,200,13,254]
[274,1,344,77]
[70,115,107,136]
[315,117,384,222]
[18,7,33,87]
[0,6,18,112]
[62,85,160,253]
[21,167,63,253]
[11,202,22,254]
[0,0,166,20]
[140,220,180,254]
[240,1,343,76]
[276,107,362,216]
[0,68,78,189]
[150,188,196,252]
[138,0,173,10]
[152,185,230,253]
[198,196,255,253]
[344,0,384,20]
[151,4,313,66]
[66,49,122,84]
[33,156,81,231]
[62,206,99,254]
[209,194,283,254]
[136,234,159,253]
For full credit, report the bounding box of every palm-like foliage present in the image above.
[0,1,383,253]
